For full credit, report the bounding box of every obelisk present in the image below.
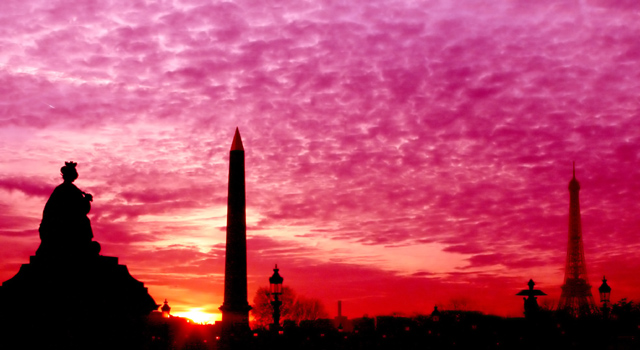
[220,128,252,337]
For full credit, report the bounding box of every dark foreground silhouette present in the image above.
[36,161,99,258]
[143,307,640,350]
[0,162,157,350]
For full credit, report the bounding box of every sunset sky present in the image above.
[1,0,639,323]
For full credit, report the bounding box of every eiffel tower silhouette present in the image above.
[558,162,596,315]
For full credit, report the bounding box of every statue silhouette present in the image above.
[1,161,158,349]
[36,161,100,257]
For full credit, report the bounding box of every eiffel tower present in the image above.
[558,163,596,315]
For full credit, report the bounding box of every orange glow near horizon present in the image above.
[172,309,221,324]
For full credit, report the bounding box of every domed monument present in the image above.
[0,162,158,349]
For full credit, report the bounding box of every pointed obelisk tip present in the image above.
[231,127,244,151]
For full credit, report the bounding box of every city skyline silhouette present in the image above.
[0,131,633,325]
[1,0,640,324]
[1,133,637,350]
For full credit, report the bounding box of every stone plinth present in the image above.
[0,254,158,350]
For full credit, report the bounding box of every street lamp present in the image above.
[269,264,284,331]
[598,276,611,319]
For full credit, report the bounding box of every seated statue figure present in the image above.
[36,161,100,258]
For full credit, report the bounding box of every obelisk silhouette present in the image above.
[219,128,252,339]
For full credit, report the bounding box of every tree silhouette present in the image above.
[612,298,640,321]
[447,297,474,311]
[290,296,328,323]
[251,286,328,328]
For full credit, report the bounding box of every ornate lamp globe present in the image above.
[269,264,284,300]
[598,276,611,304]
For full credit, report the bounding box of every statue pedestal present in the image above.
[0,254,158,349]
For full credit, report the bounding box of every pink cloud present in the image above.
[0,177,50,198]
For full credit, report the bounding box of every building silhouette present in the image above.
[219,128,252,341]
[558,163,596,315]
[333,300,353,332]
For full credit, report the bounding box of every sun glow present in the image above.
[172,309,221,324]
